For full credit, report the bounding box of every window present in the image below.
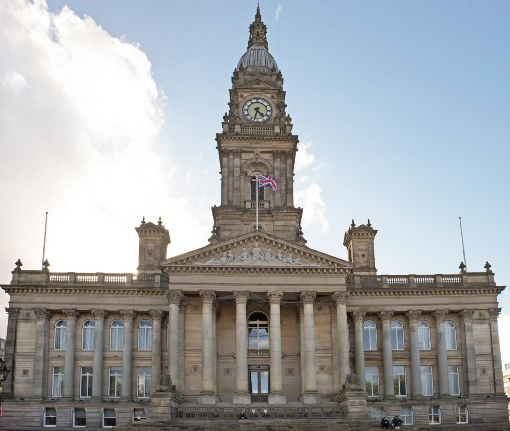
[44,407,57,427]
[365,366,379,397]
[418,321,431,350]
[457,406,468,423]
[251,175,265,200]
[370,407,384,420]
[103,409,116,427]
[391,321,404,350]
[73,408,86,427]
[52,367,64,398]
[109,366,122,398]
[248,312,269,349]
[133,408,147,422]
[82,320,95,350]
[110,320,124,350]
[448,365,460,395]
[445,321,457,350]
[421,365,433,396]
[400,407,413,425]
[363,321,377,350]
[393,366,407,397]
[138,320,152,350]
[137,367,152,398]
[80,367,93,398]
[429,406,441,424]
[54,320,67,350]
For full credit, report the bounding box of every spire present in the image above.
[248,5,268,49]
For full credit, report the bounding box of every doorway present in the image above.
[249,365,269,402]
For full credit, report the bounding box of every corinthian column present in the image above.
[332,292,349,387]
[406,310,422,397]
[91,310,107,399]
[150,310,164,393]
[268,290,286,405]
[300,291,320,404]
[62,310,80,398]
[433,310,449,397]
[352,311,366,388]
[489,308,505,395]
[120,310,135,399]
[167,290,182,386]
[378,311,394,398]
[233,291,250,404]
[198,290,216,404]
[458,309,477,395]
[3,308,19,394]
[33,308,51,399]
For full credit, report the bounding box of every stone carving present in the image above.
[166,290,182,305]
[149,310,164,322]
[34,308,52,321]
[351,311,366,323]
[405,310,421,323]
[458,309,475,323]
[92,310,108,321]
[267,290,283,303]
[120,310,136,322]
[432,309,449,323]
[234,291,250,304]
[299,291,316,304]
[341,373,363,392]
[489,308,501,321]
[378,311,394,322]
[332,292,347,305]
[62,309,80,322]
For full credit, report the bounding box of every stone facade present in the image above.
[1,6,508,430]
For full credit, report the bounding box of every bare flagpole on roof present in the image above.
[459,216,467,270]
[42,212,48,269]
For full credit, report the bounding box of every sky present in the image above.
[0,0,509,367]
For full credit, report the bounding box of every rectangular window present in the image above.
[109,366,122,398]
[52,367,64,398]
[133,408,147,422]
[421,365,433,396]
[364,366,379,397]
[137,367,152,398]
[400,407,413,425]
[80,367,93,398]
[393,366,407,397]
[73,408,86,427]
[448,365,460,395]
[103,409,116,428]
[457,406,468,423]
[429,406,441,424]
[44,408,57,427]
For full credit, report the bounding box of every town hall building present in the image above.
[1,7,508,430]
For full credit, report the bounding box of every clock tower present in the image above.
[210,6,306,245]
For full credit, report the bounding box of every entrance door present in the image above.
[249,365,269,402]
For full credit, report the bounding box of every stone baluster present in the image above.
[268,290,286,404]
[458,309,477,395]
[167,290,182,386]
[33,308,51,399]
[433,310,449,397]
[62,309,80,398]
[333,292,350,388]
[199,290,216,404]
[352,311,366,388]
[300,291,320,404]
[378,311,394,397]
[120,310,135,399]
[3,308,19,394]
[489,308,505,395]
[406,310,422,397]
[233,291,250,404]
[150,310,164,394]
[91,310,107,399]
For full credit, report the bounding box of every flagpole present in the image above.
[255,175,259,231]
[459,217,467,270]
[42,211,48,269]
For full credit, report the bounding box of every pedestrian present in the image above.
[392,415,403,429]
[381,416,390,429]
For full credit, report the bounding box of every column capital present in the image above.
[458,309,475,323]
[378,310,394,322]
[6,308,20,319]
[267,290,284,304]
[489,308,501,321]
[166,290,183,305]
[92,309,108,321]
[62,309,80,322]
[234,291,250,304]
[299,291,316,304]
[405,310,421,323]
[432,309,449,324]
[351,311,366,323]
[332,292,347,305]
[200,290,216,303]
[34,308,52,321]
[149,309,164,322]
[120,310,136,322]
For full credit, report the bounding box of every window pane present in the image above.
[44,408,57,426]
[260,371,269,394]
[54,321,67,350]
[400,407,413,425]
[103,409,116,427]
[418,321,431,350]
[457,406,468,423]
[391,321,404,350]
[365,366,379,397]
[74,408,86,426]
[393,366,406,396]
[421,366,433,396]
[364,321,377,351]
[110,320,124,350]
[445,321,457,350]
[448,365,460,395]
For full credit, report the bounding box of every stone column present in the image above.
[273,151,282,207]
[268,291,286,404]
[233,291,250,404]
[150,310,164,394]
[300,291,320,404]
[120,311,135,399]
[91,310,107,399]
[352,311,366,388]
[167,290,182,386]
[285,151,294,206]
[227,150,234,205]
[489,308,505,395]
[298,305,305,393]
[458,309,477,395]
[212,303,218,393]
[378,311,394,398]
[199,290,216,404]
[406,310,422,397]
[220,149,229,206]
[333,292,350,388]
[3,308,19,394]
[33,308,51,399]
[433,310,449,397]
[233,150,242,207]
[62,310,79,398]
[330,303,340,393]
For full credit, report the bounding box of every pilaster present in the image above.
[3,308,19,394]
[458,309,477,396]
[352,311,366,388]
[33,308,51,399]
[488,308,505,395]
[62,309,79,398]
[268,290,286,404]
[198,290,217,404]
[378,311,394,398]
[167,290,182,387]
[233,291,251,404]
[300,291,320,404]
[91,310,107,399]
[332,292,350,388]
[406,310,422,397]
[150,310,164,394]
[432,309,449,397]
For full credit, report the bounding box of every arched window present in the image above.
[138,320,152,350]
[363,320,377,350]
[444,321,457,350]
[390,321,404,350]
[110,320,124,350]
[82,320,95,350]
[250,173,265,201]
[418,321,431,350]
[54,320,67,350]
[248,312,269,349]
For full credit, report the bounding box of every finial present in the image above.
[367,219,371,227]
[459,261,466,274]
[248,3,268,49]
[351,219,356,228]
[484,261,492,273]
[15,259,22,268]
[141,216,146,225]
[42,259,50,270]
[158,217,162,226]
[256,2,261,19]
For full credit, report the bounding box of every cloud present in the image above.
[295,141,315,172]
[275,3,283,21]
[295,183,329,233]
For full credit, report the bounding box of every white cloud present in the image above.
[295,141,314,172]
[198,151,203,160]
[300,175,309,183]
[499,314,510,368]
[275,3,283,21]
[295,183,329,233]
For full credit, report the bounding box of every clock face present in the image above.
[243,98,272,122]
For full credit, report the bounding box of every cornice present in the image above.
[166,265,349,276]
[216,134,298,143]
[348,287,502,297]
[4,286,168,295]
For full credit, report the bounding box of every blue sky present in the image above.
[1,1,509,364]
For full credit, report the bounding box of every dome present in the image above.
[237,45,278,71]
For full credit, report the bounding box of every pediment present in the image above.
[236,78,278,90]
[161,231,352,269]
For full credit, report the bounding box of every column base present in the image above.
[302,391,321,404]
[198,392,217,405]
[268,392,287,405]
[233,392,251,404]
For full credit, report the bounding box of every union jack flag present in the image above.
[258,175,277,191]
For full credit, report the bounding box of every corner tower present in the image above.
[210,7,306,245]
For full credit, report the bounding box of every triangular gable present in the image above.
[161,231,352,269]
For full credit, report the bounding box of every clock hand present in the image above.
[253,107,263,118]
